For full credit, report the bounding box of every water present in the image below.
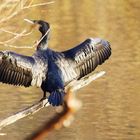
[0,0,140,139]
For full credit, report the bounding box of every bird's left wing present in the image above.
[63,38,111,80]
[0,51,35,87]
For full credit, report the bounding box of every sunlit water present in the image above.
[0,0,140,140]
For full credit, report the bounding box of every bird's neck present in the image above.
[37,32,50,50]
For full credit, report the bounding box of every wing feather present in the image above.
[63,38,111,79]
[0,51,35,87]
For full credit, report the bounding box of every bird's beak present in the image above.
[24,19,39,30]
[24,19,35,24]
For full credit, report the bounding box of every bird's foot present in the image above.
[39,96,50,107]
[40,96,47,101]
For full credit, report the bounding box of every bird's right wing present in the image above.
[0,51,45,87]
[63,38,111,79]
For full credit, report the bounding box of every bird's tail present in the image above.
[48,90,65,106]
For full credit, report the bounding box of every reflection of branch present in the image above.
[0,71,105,131]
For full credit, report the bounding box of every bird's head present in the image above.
[34,20,50,35]
[24,19,50,48]
[24,19,50,36]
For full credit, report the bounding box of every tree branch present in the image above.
[0,71,105,131]
[0,99,49,130]
[0,1,55,23]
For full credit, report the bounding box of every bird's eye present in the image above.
[37,24,42,29]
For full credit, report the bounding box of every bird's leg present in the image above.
[40,91,47,101]
[43,91,46,98]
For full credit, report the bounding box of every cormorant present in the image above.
[0,20,111,106]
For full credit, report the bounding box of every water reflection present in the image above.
[0,0,140,140]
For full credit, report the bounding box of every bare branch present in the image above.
[0,29,33,44]
[0,99,49,130]
[4,30,26,43]
[26,71,106,139]
[0,71,105,130]
[0,1,21,23]
[0,0,54,49]
[0,1,55,23]
[66,71,106,91]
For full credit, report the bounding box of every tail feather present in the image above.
[48,90,65,106]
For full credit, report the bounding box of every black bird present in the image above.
[0,20,111,106]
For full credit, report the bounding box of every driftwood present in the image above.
[0,71,105,132]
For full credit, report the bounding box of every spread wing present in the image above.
[63,38,111,79]
[0,51,35,87]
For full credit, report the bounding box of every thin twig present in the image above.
[0,27,50,49]
[4,30,26,43]
[0,28,20,36]
[0,0,53,48]
[2,30,33,44]
[0,1,21,23]
[0,1,55,23]
[0,42,33,49]
[0,28,33,37]
[23,1,55,9]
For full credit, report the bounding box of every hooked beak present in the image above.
[24,19,36,24]
[24,19,39,30]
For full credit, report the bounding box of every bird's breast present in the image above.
[56,58,78,85]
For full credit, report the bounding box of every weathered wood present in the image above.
[0,98,49,130]
[0,71,105,130]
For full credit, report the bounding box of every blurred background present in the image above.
[0,0,140,140]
